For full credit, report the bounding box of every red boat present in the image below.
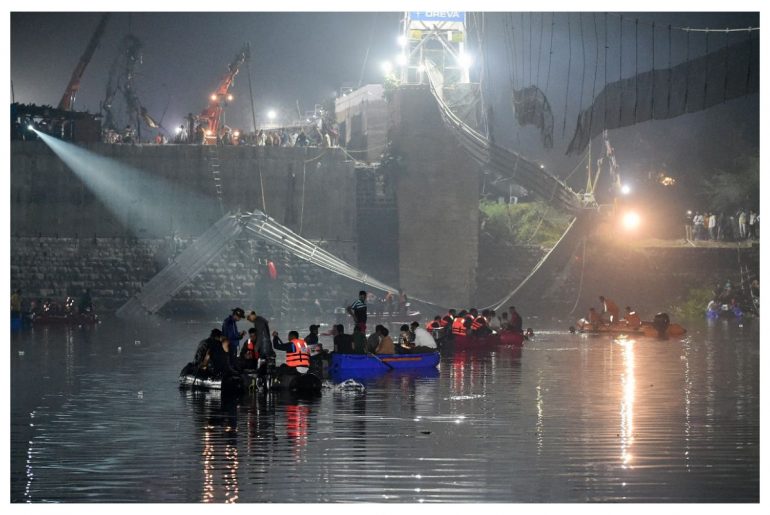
[453,330,525,349]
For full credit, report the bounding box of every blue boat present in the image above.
[330,352,440,372]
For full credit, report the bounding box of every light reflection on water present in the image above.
[10,317,759,502]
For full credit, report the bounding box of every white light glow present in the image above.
[621,184,631,195]
[622,211,641,230]
[267,110,277,120]
[381,61,393,75]
[458,52,473,69]
[397,35,408,46]
[396,54,408,66]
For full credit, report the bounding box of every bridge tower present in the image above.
[398,11,470,85]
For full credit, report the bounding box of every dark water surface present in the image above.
[10,317,759,502]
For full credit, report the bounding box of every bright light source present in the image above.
[27,124,35,131]
[205,129,212,136]
[622,211,641,231]
[539,164,545,169]
[381,61,394,75]
[227,94,234,102]
[210,94,217,101]
[396,54,408,66]
[233,131,240,138]
[175,127,182,134]
[417,63,426,73]
[458,52,473,69]
[397,35,408,46]
[267,110,277,120]
[621,184,631,195]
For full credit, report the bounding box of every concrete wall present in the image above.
[11,142,357,261]
[389,86,480,308]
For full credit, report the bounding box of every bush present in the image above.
[479,200,571,248]
[670,286,713,319]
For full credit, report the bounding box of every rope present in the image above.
[545,12,555,97]
[634,18,639,123]
[606,12,759,33]
[568,237,587,315]
[651,22,655,116]
[579,12,587,110]
[589,13,599,138]
[562,13,572,139]
[723,31,729,103]
[536,12,544,86]
[667,25,672,116]
[703,31,710,109]
[528,12,533,85]
[619,15,623,126]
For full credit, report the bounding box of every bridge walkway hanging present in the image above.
[425,62,585,215]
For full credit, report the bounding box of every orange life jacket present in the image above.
[471,316,486,331]
[286,338,311,368]
[451,317,467,336]
[243,339,259,360]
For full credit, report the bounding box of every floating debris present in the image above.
[323,379,366,393]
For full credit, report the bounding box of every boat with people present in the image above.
[452,330,527,348]
[178,363,322,396]
[575,312,687,338]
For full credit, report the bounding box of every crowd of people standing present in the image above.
[685,209,759,242]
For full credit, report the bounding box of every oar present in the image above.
[367,351,394,370]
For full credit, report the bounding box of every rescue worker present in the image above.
[599,296,620,323]
[588,307,602,330]
[187,328,225,376]
[347,290,368,333]
[272,330,311,374]
[471,309,490,336]
[239,328,260,370]
[374,326,395,355]
[624,306,642,329]
[222,307,246,362]
[508,306,523,334]
[441,309,456,341]
[452,310,469,337]
[411,321,438,352]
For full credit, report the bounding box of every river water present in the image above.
[10,316,759,503]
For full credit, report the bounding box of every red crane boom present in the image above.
[57,13,110,111]
[198,43,250,144]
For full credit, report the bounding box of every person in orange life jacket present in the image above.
[239,328,260,370]
[624,306,642,329]
[473,309,492,336]
[441,309,456,340]
[272,330,311,374]
[599,296,620,323]
[452,310,468,336]
[427,316,442,333]
[508,306,523,333]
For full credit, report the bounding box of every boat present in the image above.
[31,312,99,326]
[178,363,322,396]
[329,352,440,372]
[452,330,526,348]
[575,316,687,338]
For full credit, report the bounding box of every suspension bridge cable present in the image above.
[684,29,691,108]
[579,12,587,111]
[563,13,573,139]
[619,14,623,126]
[723,30,729,103]
[545,12,555,97]
[528,12,533,85]
[634,18,639,123]
[606,12,759,33]
[590,12,599,139]
[536,12,545,86]
[651,22,656,116]
[746,28,753,92]
[703,30,710,109]
[667,25,672,115]
[604,13,609,130]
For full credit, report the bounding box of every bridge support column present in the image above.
[389,86,479,309]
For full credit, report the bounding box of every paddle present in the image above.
[367,351,394,370]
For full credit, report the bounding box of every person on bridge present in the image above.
[222,307,246,362]
[599,296,620,323]
[347,290,368,333]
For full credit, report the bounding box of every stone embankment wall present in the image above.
[10,235,361,322]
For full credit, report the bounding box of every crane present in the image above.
[57,13,110,111]
[197,43,250,144]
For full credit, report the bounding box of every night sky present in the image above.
[9,7,761,211]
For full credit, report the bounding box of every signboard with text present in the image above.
[409,11,465,23]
